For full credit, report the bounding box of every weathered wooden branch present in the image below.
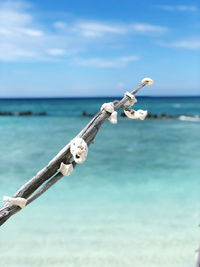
[0,80,151,226]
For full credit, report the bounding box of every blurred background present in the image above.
[0,1,200,266]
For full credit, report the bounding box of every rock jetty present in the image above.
[0,111,46,116]
[81,111,198,120]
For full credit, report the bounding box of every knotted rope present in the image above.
[3,196,27,209]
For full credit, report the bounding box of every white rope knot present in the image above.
[101,102,114,114]
[70,138,88,164]
[124,92,137,106]
[58,162,73,176]
[101,102,117,124]
[3,196,27,209]
[108,111,117,124]
[141,77,153,86]
[124,109,148,120]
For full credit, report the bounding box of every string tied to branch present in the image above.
[108,111,117,124]
[58,162,73,176]
[70,137,88,164]
[141,77,153,86]
[101,102,118,124]
[124,92,137,106]
[3,196,27,209]
[122,89,148,120]
[101,102,114,114]
[124,109,148,120]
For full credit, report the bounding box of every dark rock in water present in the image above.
[81,111,200,120]
[118,112,178,119]
[120,112,126,117]
[15,111,32,116]
[0,112,13,116]
[35,112,46,116]
[166,114,172,118]
[160,113,166,118]
[147,113,158,118]
[159,113,173,119]
[82,111,96,117]
[146,113,173,119]
[0,111,47,116]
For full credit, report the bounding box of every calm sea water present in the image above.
[0,97,200,267]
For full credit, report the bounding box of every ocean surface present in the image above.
[0,96,200,267]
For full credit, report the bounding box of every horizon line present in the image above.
[0,95,200,100]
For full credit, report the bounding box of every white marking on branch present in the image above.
[101,102,115,114]
[57,162,73,176]
[141,77,153,86]
[101,102,118,124]
[124,92,137,106]
[70,138,88,164]
[108,111,118,124]
[124,109,148,120]
[3,196,27,209]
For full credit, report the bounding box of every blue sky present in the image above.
[0,0,199,97]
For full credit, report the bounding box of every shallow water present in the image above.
[0,97,200,267]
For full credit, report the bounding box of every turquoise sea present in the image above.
[0,97,200,267]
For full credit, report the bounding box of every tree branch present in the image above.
[0,81,149,226]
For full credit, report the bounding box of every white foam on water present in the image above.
[173,104,181,108]
[178,115,200,122]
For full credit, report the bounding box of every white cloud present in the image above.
[117,82,126,88]
[169,40,200,50]
[47,48,66,56]
[73,55,139,68]
[131,23,167,34]
[157,5,198,12]
[160,38,200,50]
[0,1,78,61]
[20,28,43,36]
[75,21,127,37]
[0,43,36,61]
[74,21,167,37]
[0,28,10,35]
[0,0,167,62]
[53,21,67,30]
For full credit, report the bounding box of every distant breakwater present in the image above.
[82,111,200,121]
[0,110,200,122]
[82,111,175,119]
[0,111,46,116]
